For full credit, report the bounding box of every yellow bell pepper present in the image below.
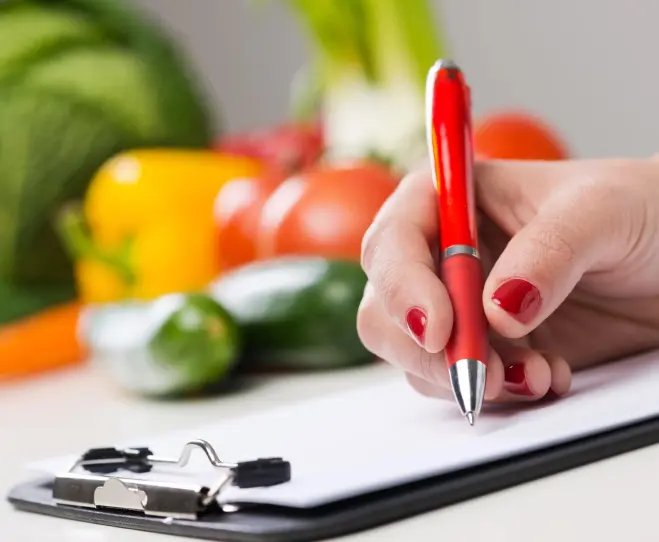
[58,149,264,303]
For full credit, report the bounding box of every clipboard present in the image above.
[8,416,659,542]
[9,349,659,542]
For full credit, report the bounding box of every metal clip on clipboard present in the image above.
[52,439,291,520]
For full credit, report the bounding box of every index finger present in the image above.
[360,170,453,353]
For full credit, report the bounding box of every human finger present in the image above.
[544,353,572,397]
[405,344,563,404]
[357,282,503,399]
[491,344,552,401]
[361,170,452,353]
[482,177,628,339]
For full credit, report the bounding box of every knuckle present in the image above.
[535,221,578,263]
[360,221,382,274]
[400,169,428,189]
[360,219,409,309]
[361,217,401,275]
[574,172,626,213]
[549,168,636,260]
[570,160,638,211]
[356,290,381,354]
[360,171,425,273]
[591,163,650,248]
[377,258,404,314]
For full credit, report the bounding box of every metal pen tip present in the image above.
[466,412,475,426]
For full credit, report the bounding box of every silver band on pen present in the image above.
[443,244,480,259]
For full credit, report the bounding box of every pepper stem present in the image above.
[55,203,136,285]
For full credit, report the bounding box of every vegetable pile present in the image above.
[61,144,399,396]
[0,0,213,325]
[1,0,571,395]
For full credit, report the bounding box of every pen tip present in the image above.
[466,412,475,426]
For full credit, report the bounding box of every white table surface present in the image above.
[2,361,659,542]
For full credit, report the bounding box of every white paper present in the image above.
[29,349,659,508]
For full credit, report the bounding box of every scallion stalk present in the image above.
[283,0,447,170]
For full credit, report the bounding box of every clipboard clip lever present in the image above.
[52,439,291,520]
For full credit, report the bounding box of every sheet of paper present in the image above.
[28,349,659,508]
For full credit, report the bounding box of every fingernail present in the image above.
[405,307,427,347]
[503,364,534,396]
[491,278,541,324]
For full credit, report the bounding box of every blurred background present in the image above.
[2,0,659,395]
[138,0,659,158]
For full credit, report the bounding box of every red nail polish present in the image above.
[406,307,427,346]
[503,364,534,396]
[491,278,541,324]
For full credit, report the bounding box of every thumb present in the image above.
[482,196,610,338]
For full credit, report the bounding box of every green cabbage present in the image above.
[0,0,215,324]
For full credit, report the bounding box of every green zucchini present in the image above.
[209,257,373,370]
[81,293,242,397]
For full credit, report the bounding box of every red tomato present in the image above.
[473,111,569,160]
[213,168,286,271]
[256,162,399,261]
[216,122,324,174]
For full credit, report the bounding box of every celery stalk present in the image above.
[282,0,447,170]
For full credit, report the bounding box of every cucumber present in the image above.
[81,293,242,397]
[209,257,373,370]
[148,294,242,393]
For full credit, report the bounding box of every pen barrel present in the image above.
[430,63,478,252]
[440,253,489,367]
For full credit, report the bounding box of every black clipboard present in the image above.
[8,415,659,542]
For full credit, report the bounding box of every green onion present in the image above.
[282,0,448,170]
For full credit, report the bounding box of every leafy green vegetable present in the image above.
[0,0,215,324]
[0,281,75,324]
[0,84,130,285]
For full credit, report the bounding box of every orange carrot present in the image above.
[0,301,87,381]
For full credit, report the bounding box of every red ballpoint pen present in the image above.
[426,59,489,426]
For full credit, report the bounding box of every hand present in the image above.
[357,158,659,403]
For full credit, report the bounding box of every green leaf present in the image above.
[22,47,165,140]
[284,0,375,83]
[290,64,323,121]
[0,3,106,80]
[363,0,447,90]
[0,0,217,324]
[45,0,216,146]
[0,83,130,284]
[280,0,446,88]
[0,280,75,325]
[276,0,448,168]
